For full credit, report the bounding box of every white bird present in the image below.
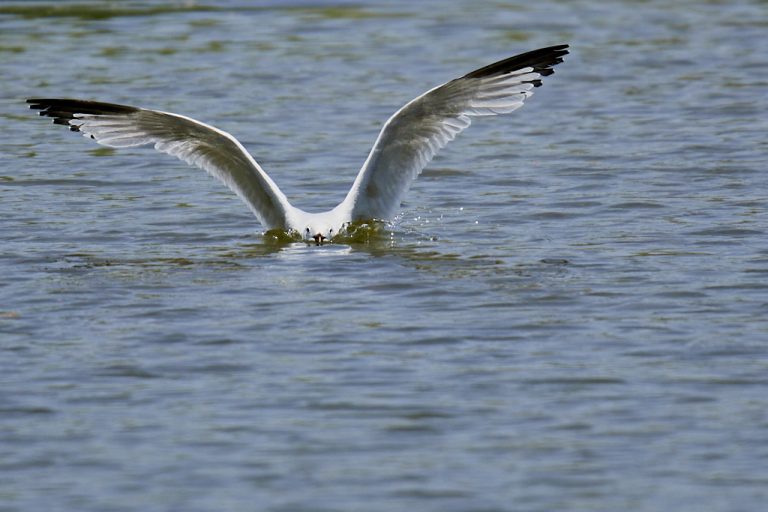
[28,44,568,244]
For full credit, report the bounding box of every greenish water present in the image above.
[2,1,768,511]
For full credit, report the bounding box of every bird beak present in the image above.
[312,233,326,246]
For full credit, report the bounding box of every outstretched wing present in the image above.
[343,44,569,221]
[27,99,292,229]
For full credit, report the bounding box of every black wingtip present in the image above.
[27,98,139,115]
[462,44,569,81]
[26,98,140,132]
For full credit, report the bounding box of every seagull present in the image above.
[28,44,568,245]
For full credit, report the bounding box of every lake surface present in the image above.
[2,1,768,511]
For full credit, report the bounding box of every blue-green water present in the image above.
[2,1,768,511]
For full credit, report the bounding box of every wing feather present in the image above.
[26,99,291,229]
[343,45,568,221]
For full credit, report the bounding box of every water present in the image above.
[2,1,768,511]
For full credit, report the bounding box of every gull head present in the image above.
[305,227,330,245]
[288,204,352,245]
[301,221,342,245]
